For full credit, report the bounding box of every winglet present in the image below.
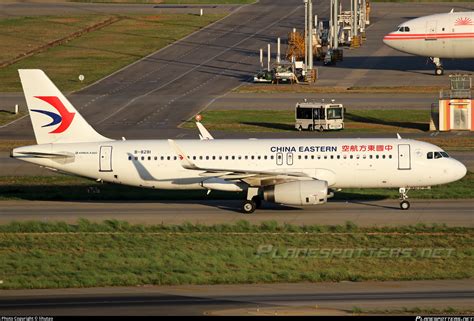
[397,133,402,140]
[450,8,454,13]
[196,122,214,140]
[168,139,200,170]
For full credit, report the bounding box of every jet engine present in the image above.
[263,180,328,206]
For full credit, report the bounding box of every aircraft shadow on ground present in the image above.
[344,113,430,131]
[1,184,392,211]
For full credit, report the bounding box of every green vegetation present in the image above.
[0,172,472,201]
[182,109,430,133]
[0,220,471,289]
[0,13,225,92]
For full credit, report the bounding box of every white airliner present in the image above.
[383,10,474,75]
[12,70,467,213]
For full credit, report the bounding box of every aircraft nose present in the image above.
[383,33,397,49]
[454,160,467,181]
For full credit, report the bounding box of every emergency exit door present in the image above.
[397,144,411,170]
[99,146,113,172]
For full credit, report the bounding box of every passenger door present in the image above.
[99,146,113,172]
[397,144,411,170]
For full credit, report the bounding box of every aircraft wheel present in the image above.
[318,126,324,132]
[242,200,256,214]
[435,67,444,76]
[400,200,410,210]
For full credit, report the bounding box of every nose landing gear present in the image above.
[399,187,410,210]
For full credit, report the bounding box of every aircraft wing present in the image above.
[196,122,214,140]
[168,139,311,186]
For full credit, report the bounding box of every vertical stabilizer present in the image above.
[18,69,112,144]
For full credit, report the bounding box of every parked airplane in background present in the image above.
[12,70,467,213]
[383,10,474,75]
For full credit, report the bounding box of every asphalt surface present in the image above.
[0,280,472,315]
[1,2,473,141]
[0,199,472,227]
[207,92,439,110]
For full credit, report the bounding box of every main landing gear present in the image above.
[241,187,262,214]
[399,187,410,210]
[430,57,444,76]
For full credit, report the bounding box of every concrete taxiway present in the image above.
[0,199,472,227]
[0,280,472,315]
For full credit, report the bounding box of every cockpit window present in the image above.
[398,26,410,32]
[404,26,410,32]
[428,151,449,159]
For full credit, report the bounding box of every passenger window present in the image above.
[135,157,138,161]
[231,156,235,160]
[427,152,433,159]
[128,156,132,160]
[174,156,177,160]
[206,156,209,160]
[148,156,151,161]
[264,156,267,160]
[141,156,144,160]
[154,156,157,160]
[167,156,170,160]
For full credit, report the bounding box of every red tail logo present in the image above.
[33,96,75,133]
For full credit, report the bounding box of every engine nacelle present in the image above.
[263,180,328,206]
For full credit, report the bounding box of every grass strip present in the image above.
[0,13,225,92]
[0,220,471,289]
[182,109,431,133]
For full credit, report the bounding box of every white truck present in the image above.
[295,101,344,131]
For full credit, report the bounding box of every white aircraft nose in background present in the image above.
[383,11,474,75]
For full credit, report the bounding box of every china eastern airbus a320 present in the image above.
[12,70,467,213]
